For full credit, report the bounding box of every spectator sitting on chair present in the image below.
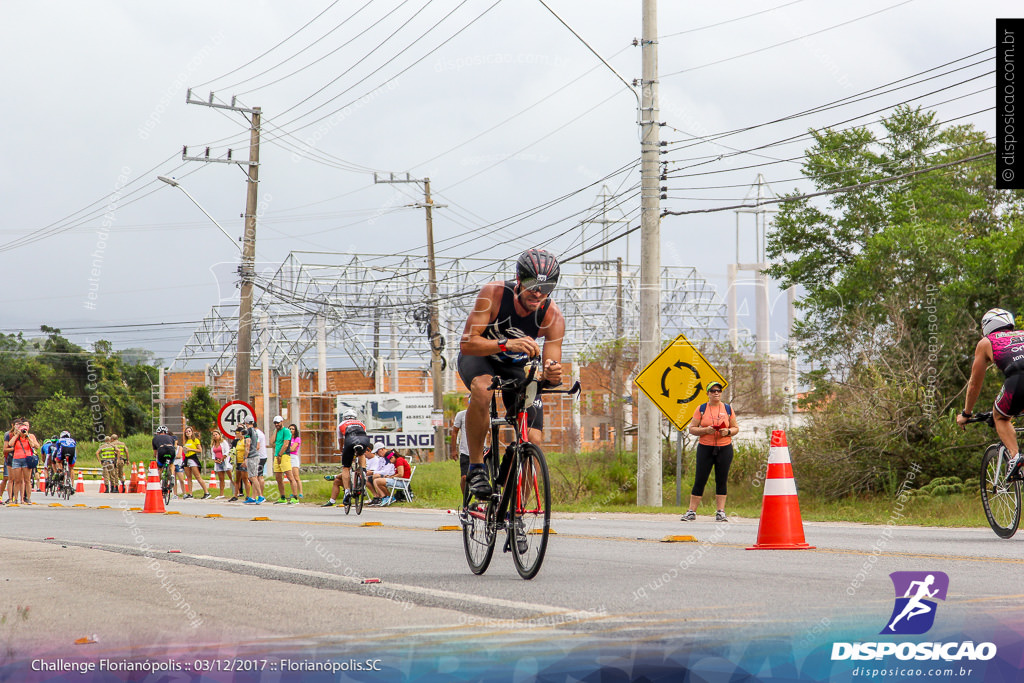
[376,451,412,506]
[367,450,396,506]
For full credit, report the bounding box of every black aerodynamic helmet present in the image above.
[516,248,560,293]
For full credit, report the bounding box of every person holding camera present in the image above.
[681,381,739,522]
[7,419,40,505]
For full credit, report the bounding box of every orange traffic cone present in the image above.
[38,468,46,492]
[99,480,107,493]
[137,462,146,494]
[208,472,218,490]
[128,463,139,493]
[75,471,86,493]
[747,430,815,550]
[142,461,166,513]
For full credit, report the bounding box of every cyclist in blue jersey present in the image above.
[957,308,1024,479]
[457,248,565,499]
[50,430,78,482]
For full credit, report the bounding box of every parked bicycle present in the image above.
[965,411,1022,538]
[460,357,580,580]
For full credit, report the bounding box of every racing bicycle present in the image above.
[965,411,1022,538]
[46,460,75,500]
[346,444,367,515]
[160,460,174,506]
[460,357,580,580]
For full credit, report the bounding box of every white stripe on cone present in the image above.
[764,478,798,496]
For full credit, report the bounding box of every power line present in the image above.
[659,0,811,39]
[661,0,917,78]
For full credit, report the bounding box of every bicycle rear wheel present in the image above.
[981,444,1021,538]
[510,442,551,580]
[163,471,172,506]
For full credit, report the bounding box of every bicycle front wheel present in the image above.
[510,443,551,580]
[981,444,1021,538]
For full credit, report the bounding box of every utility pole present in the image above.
[373,173,447,462]
[183,90,260,405]
[637,0,662,507]
[613,256,624,454]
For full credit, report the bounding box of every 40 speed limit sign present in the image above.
[218,400,255,438]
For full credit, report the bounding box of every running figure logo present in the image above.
[881,571,949,635]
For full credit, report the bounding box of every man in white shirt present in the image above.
[255,425,269,490]
[368,449,396,506]
[452,402,471,493]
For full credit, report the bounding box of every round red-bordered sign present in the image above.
[218,400,255,439]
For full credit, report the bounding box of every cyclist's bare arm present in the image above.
[959,338,995,427]
[539,309,565,386]
[460,282,540,358]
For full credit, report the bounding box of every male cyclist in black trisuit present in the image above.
[152,425,177,488]
[458,248,565,499]
[956,308,1024,479]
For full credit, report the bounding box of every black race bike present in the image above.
[460,357,580,580]
[345,444,368,515]
[966,411,1022,538]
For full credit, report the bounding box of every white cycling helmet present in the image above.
[982,308,1015,336]
[341,408,358,421]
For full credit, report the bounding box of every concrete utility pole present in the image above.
[373,173,447,462]
[637,0,662,507]
[183,91,260,405]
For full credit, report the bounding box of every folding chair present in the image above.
[387,466,416,502]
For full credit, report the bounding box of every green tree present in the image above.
[182,386,219,448]
[29,391,92,441]
[764,106,1024,493]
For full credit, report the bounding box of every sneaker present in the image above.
[715,510,729,522]
[274,498,287,504]
[288,496,298,504]
[342,492,352,505]
[367,498,379,507]
[514,519,529,554]
[228,496,239,502]
[215,495,225,500]
[201,493,211,500]
[321,500,335,507]
[1007,454,1023,482]
[255,496,266,504]
[323,474,336,482]
[467,468,492,499]
[680,510,696,522]
[380,496,393,507]
[182,493,193,499]
[243,497,257,504]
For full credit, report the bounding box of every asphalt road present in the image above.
[2,491,1022,679]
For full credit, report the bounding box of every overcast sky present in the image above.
[0,0,1007,365]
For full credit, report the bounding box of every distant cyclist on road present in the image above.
[323,409,372,507]
[51,430,78,483]
[152,425,178,485]
[457,248,565,499]
[956,308,1024,479]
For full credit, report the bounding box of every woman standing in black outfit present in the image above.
[681,381,739,522]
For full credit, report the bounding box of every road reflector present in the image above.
[661,535,698,543]
[74,504,87,508]
[361,521,382,527]
[168,550,181,554]
[529,529,555,535]
[129,507,142,511]
[44,537,55,540]
[97,505,111,509]
[362,578,381,584]
[204,513,222,518]
[48,503,62,508]
[251,516,270,521]
[436,525,460,531]
[165,511,181,515]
